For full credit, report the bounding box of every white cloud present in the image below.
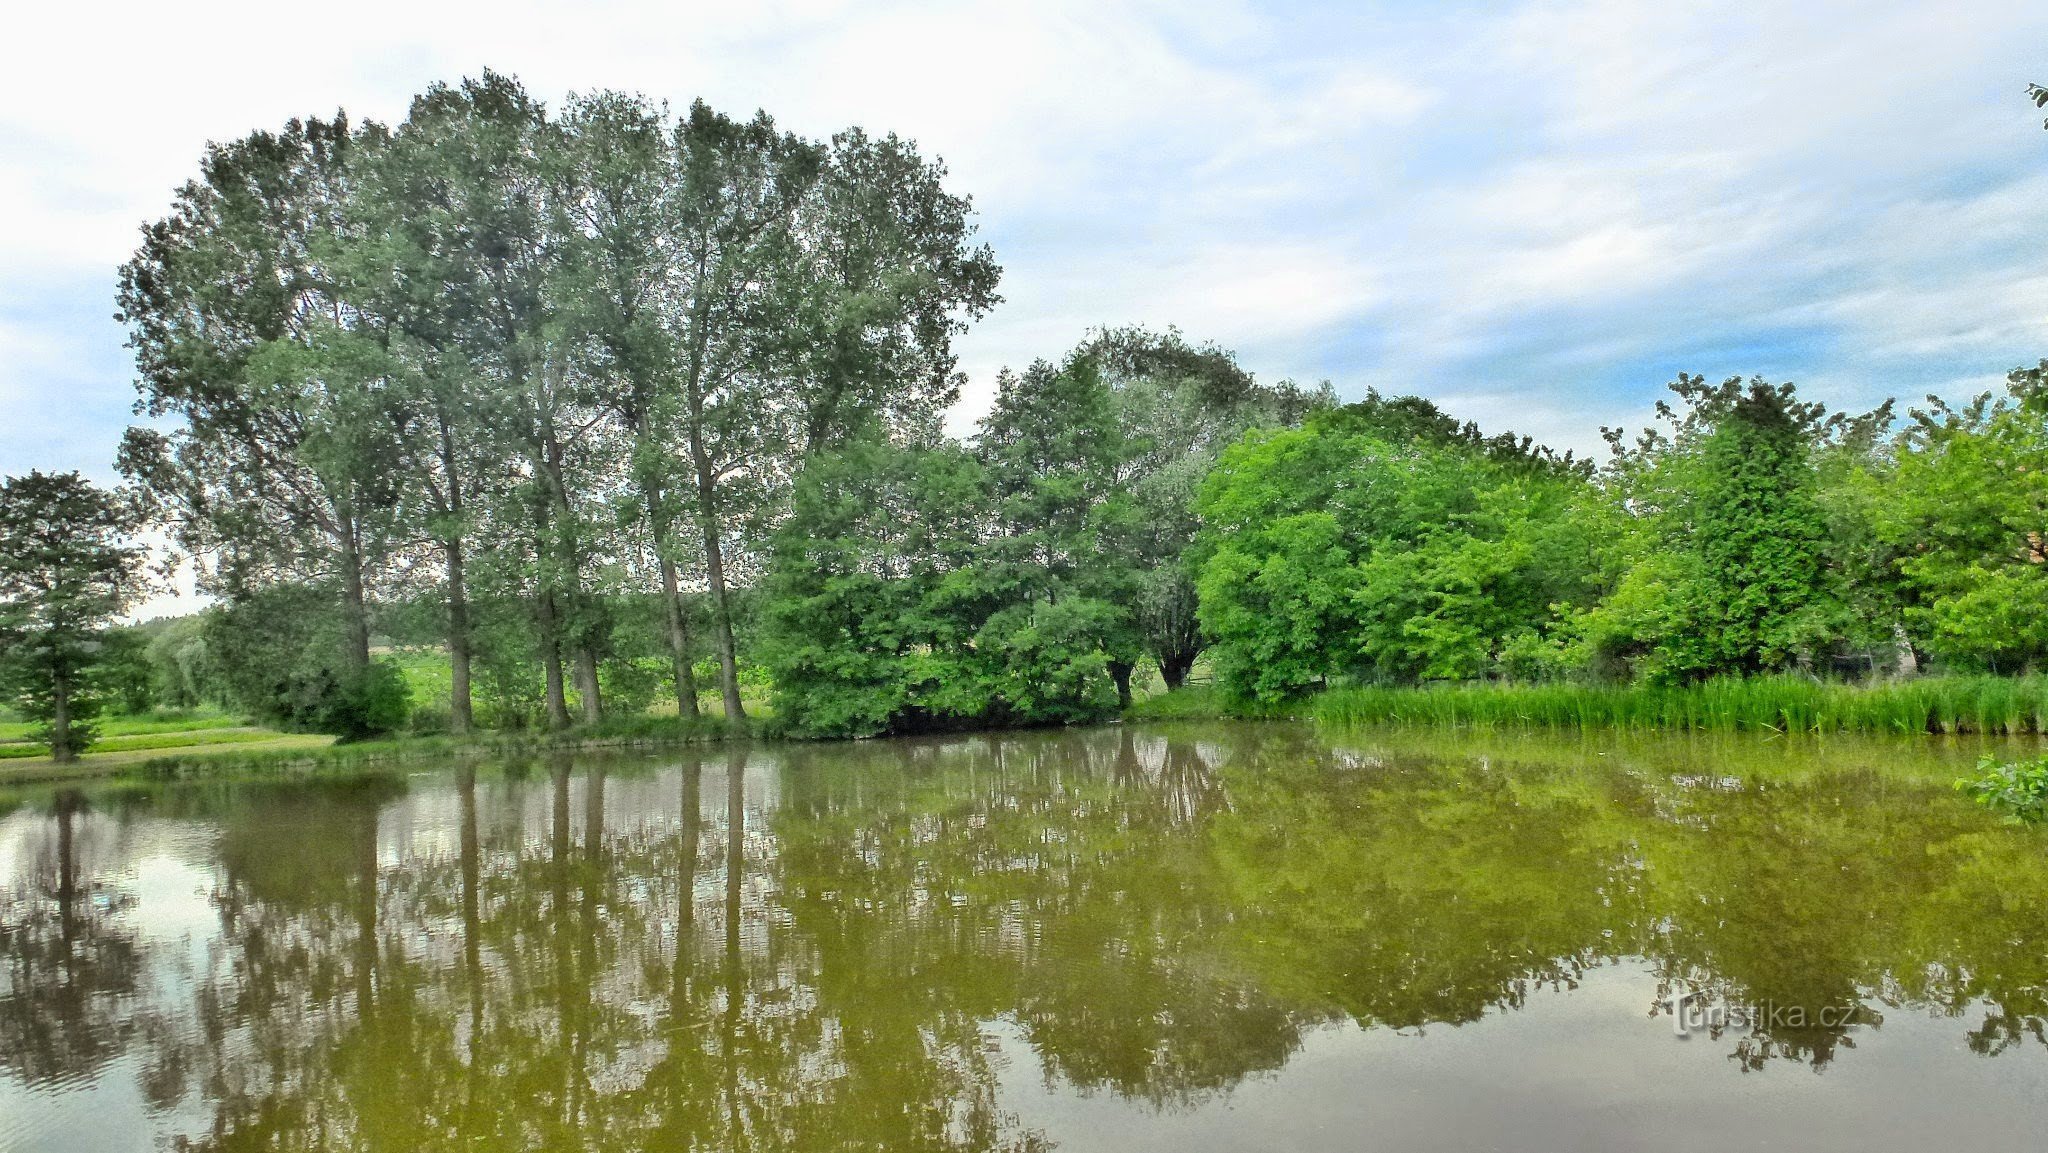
[5,0,2048,480]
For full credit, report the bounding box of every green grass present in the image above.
[1123,685,1288,722]
[128,717,749,778]
[0,706,246,745]
[0,726,288,760]
[1309,674,2048,736]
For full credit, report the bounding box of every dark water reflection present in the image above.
[4,724,2048,1151]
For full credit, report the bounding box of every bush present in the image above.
[324,661,412,741]
[1956,754,2048,823]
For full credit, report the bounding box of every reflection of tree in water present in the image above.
[1632,764,2048,1070]
[1203,734,1653,1034]
[10,726,2048,1146]
[0,789,143,1088]
[128,750,1054,1152]
[775,728,1308,1110]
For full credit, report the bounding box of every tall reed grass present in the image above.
[1311,675,2048,735]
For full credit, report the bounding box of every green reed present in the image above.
[1311,675,2048,735]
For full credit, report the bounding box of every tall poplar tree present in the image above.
[118,113,400,680]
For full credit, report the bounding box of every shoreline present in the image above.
[15,673,2048,788]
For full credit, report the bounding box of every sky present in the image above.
[4,0,2048,490]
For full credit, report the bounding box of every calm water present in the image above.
[4,723,2048,1152]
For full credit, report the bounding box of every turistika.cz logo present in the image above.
[1662,989,1861,1037]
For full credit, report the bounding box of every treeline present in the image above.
[10,71,2048,753]
[107,72,998,737]
[1191,368,2048,705]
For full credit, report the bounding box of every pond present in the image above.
[3,723,2047,1152]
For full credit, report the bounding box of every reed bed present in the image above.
[1311,675,2048,735]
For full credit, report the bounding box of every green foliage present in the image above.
[1872,364,2048,671]
[1569,376,1884,681]
[1194,395,1598,703]
[70,66,2048,744]
[761,440,1005,737]
[201,586,411,738]
[93,627,158,716]
[138,615,218,709]
[1956,754,2048,823]
[0,471,149,762]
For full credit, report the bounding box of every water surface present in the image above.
[3,724,2047,1151]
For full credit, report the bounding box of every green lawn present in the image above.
[0,707,254,758]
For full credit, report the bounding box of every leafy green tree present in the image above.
[388,73,607,729]
[1081,327,1331,690]
[93,626,157,716]
[976,356,1128,691]
[1872,364,2048,670]
[200,584,411,738]
[551,89,705,721]
[117,113,403,682]
[0,472,149,761]
[140,614,218,709]
[1576,376,1882,680]
[762,439,992,736]
[1196,395,1596,702]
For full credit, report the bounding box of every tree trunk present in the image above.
[660,555,701,722]
[1109,660,1134,710]
[446,538,474,735]
[641,476,700,721]
[1159,650,1196,691]
[690,447,745,722]
[537,588,572,731]
[537,419,598,728]
[439,417,475,735]
[49,667,73,764]
[339,518,373,675]
[574,647,603,725]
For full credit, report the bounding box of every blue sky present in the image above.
[5,0,2047,484]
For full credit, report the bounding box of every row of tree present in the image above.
[9,71,2048,752]
[1187,368,2048,703]
[109,71,997,740]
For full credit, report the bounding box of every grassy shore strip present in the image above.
[125,717,748,779]
[0,735,342,784]
[0,716,750,785]
[1126,676,2048,736]
[0,727,295,761]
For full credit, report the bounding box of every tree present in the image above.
[199,584,411,739]
[551,88,705,722]
[1081,327,1331,690]
[118,112,402,684]
[0,473,149,762]
[761,439,994,736]
[378,73,612,729]
[1195,394,1596,701]
[977,357,1131,703]
[1576,376,1880,680]
[1872,364,2048,671]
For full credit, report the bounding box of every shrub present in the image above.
[1956,754,2048,823]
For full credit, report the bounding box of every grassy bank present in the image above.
[0,707,252,759]
[1126,675,2048,737]
[124,714,747,779]
[0,713,750,785]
